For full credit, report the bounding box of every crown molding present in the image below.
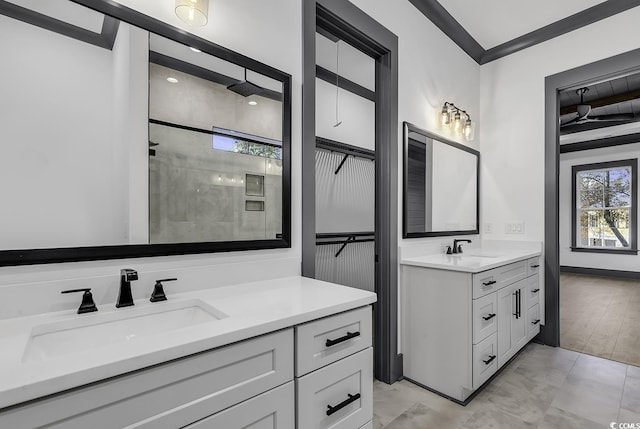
[408,0,640,65]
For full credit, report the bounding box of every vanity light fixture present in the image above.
[248,100,258,106]
[167,77,179,83]
[175,0,209,27]
[440,102,473,141]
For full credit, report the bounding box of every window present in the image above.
[572,159,637,253]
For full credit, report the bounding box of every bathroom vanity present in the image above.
[400,246,543,403]
[0,277,376,429]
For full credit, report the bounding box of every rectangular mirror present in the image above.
[403,122,479,238]
[0,0,291,265]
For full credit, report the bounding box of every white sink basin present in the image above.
[22,299,227,362]
[462,252,502,258]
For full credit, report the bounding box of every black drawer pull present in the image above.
[532,288,540,293]
[482,280,497,286]
[482,313,496,321]
[531,264,540,268]
[532,319,541,325]
[326,331,360,347]
[326,393,361,416]
[483,355,496,365]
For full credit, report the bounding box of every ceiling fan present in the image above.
[560,87,635,128]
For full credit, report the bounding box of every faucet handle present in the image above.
[61,288,98,314]
[445,246,452,255]
[150,278,177,302]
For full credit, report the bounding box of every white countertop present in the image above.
[400,248,541,273]
[0,277,376,410]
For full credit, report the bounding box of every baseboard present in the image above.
[560,265,640,279]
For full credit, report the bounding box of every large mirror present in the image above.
[0,0,291,265]
[403,122,479,238]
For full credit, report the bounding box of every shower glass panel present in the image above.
[149,122,282,243]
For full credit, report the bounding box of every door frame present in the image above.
[302,0,401,383]
[542,47,640,346]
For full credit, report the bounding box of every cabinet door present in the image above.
[527,304,541,340]
[497,280,527,368]
[472,333,498,389]
[473,292,498,344]
[182,382,294,429]
[297,348,372,429]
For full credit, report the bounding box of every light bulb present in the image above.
[167,77,178,83]
[453,111,461,131]
[175,0,209,26]
[441,106,449,126]
[464,119,472,140]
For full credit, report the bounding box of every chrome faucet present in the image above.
[116,268,138,308]
[452,239,472,254]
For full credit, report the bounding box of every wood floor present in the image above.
[560,272,640,367]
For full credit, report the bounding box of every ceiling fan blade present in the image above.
[560,115,580,126]
[587,113,636,122]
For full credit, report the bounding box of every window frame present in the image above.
[571,159,638,254]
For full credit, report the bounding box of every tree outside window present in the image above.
[572,159,637,253]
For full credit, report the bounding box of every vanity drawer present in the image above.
[472,292,498,344]
[527,257,541,276]
[297,347,373,429]
[528,304,541,338]
[0,330,293,429]
[182,382,294,429]
[472,333,498,389]
[472,259,528,298]
[296,306,372,377]
[526,274,541,308]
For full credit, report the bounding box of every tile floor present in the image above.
[373,343,640,428]
[560,273,640,366]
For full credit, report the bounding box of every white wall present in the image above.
[0,14,125,249]
[560,143,640,271]
[479,7,640,245]
[348,0,481,250]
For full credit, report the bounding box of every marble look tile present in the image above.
[538,406,604,429]
[618,408,640,425]
[628,365,640,379]
[621,373,640,413]
[458,405,537,429]
[570,353,627,389]
[383,402,470,429]
[373,380,432,427]
[483,370,557,424]
[551,373,623,425]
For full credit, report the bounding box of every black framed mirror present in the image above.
[403,122,479,238]
[0,0,291,266]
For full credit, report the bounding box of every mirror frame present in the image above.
[0,0,291,266]
[402,121,479,238]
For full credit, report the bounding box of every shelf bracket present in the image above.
[334,154,349,174]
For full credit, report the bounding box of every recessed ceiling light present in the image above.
[190,47,201,53]
[167,77,179,83]
[248,100,258,106]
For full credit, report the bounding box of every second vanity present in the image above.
[400,244,543,403]
[0,277,376,429]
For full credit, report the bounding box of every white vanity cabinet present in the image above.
[0,305,374,429]
[401,255,542,402]
[296,306,373,429]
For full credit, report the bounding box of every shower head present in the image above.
[226,80,264,97]
[227,68,264,97]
